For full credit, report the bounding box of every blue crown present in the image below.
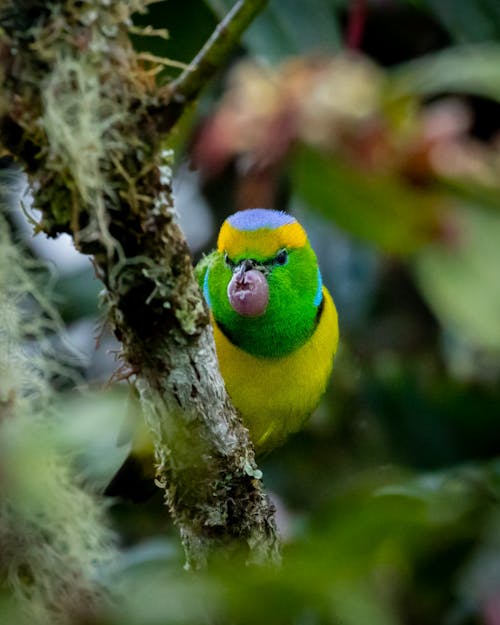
[227,209,296,232]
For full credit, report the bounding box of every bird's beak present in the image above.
[234,259,254,281]
[228,260,269,317]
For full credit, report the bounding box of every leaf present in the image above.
[438,177,500,214]
[55,389,133,491]
[410,0,500,43]
[205,0,343,61]
[292,146,442,254]
[413,203,500,349]
[390,43,500,102]
[53,266,101,321]
[377,466,491,525]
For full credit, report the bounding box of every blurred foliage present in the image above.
[207,0,344,60]
[0,207,116,625]
[2,1,500,624]
[414,204,500,352]
[411,0,500,43]
[292,146,442,254]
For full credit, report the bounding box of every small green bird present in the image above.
[106,208,338,499]
[198,208,339,453]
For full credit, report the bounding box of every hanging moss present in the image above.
[0,180,116,624]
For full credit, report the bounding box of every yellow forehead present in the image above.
[217,221,307,259]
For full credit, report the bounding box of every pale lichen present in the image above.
[42,54,121,254]
[0,179,116,624]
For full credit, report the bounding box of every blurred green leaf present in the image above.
[409,0,500,43]
[438,177,500,214]
[413,203,500,350]
[292,146,442,254]
[206,0,343,61]
[53,266,101,321]
[112,545,220,625]
[102,460,500,624]
[390,43,500,101]
[377,463,500,524]
[366,367,500,469]
[457,507,500,614]
[55,389,132,491]
[108,475,430,625]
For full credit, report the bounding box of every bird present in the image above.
[105,208,338,500]
[198,208,339,453]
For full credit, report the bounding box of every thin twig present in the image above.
[159,0,268,129]
[128,25,169,40]
[137,52,191,70]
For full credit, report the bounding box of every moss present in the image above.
[0,0,278,570]
[0,187,116,624]
[0,168,123,612]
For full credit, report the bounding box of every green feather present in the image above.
[205,243,320,358]
[194,251,217,288]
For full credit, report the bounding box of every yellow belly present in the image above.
[212,287,339,452]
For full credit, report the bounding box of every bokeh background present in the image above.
[2,1,500,624]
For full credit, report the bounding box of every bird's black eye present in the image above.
[224,252,235,269]
[274,249,288,266]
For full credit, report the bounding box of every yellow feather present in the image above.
[212,286,339,452]
[217,221,307,259]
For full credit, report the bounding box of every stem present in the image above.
[158,0,268,131]
[346,0,367,51]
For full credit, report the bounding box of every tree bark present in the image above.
[0,0,278,568]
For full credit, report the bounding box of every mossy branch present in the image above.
[0,0,278,568]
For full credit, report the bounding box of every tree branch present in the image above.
[0,0,278,568]
[171,0,267,102]
[156,0,268,132]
